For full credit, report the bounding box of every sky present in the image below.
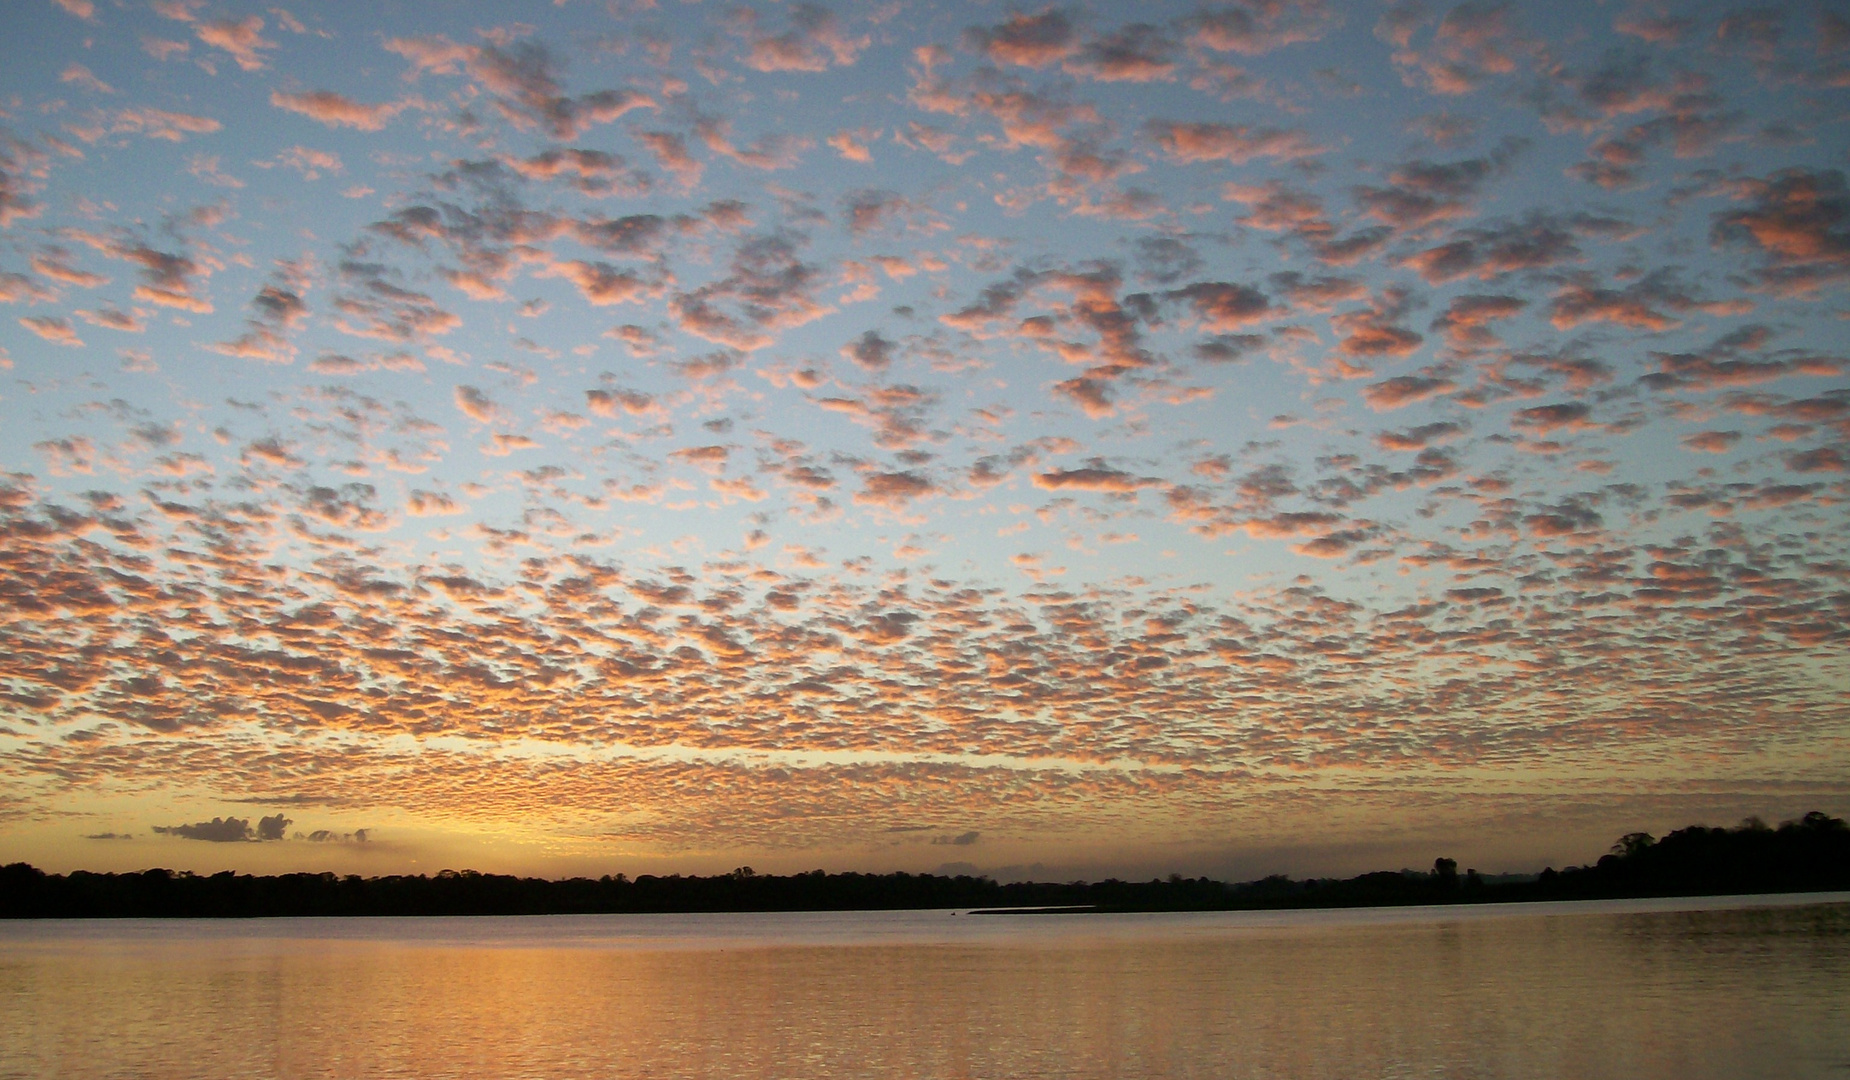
[0,0,1846,882]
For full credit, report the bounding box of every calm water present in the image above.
[3,893,1848,1079]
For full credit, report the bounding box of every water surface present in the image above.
[4,893,1847,1078]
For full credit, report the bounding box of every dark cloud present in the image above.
[1133,236,1203,285]
[842,329,897,371]
[1166,281,1275,329]
[735,4,868,73]
[303,828,372,843]
[842,190,913,237]
[149,814,293,841]
[1712,169,1850,293]
[1188,0,1337,55]
[1352,138,1527,230]
[332,257,460,342]
[671,231,827,350]
[467,42,654,140]
[1067,24,1179,82]
[1401,216,1580,283]
[964,9,1079,69]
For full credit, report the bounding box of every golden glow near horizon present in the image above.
[0,0,1846,880]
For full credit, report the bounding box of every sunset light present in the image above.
[1,0,1846,884]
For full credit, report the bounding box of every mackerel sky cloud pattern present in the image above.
[0,0,1846,878]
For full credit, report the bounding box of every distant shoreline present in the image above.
[7,813,1842,917]
[6,813,1847,920]
[967,889,1850,916]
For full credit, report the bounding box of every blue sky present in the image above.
[1,0,1846,879]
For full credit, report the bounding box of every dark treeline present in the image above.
[4,812,1847,919]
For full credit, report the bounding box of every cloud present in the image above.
[463,41,655,140]
[196,16,275,71]
[76,106,221,142]
[637,132,704,189]
[1066,24,1179,82]
[1353,139,1525,229]
[585,388,657,417]
[1166,281,1275,330]
[670,445,730,473]
[1032,461,1161,492]
[1188,1,1338,55]
[405,489,460,516]
[0,273,54,303]
[842,329,896,371]
[332,261,458,341]
[140,35,190,61]
[303,828,372,843]
[1785,447,1846,473]
[1401,218,1580,284]
[1269,272,1366,312]
[541,260,650,306]
[152,815,292,842]
[1430,293,1525,350]
[695,116,809,172]
[271,91,408,131]
[842,190,915,237]
[504,149,645,197]
[454,385,500,423]
[964,9,1079,69]
[1392,1,1534,95]
[383,34,475,77]
[211,259,311,362]
[1681,430,1741,453]
[1377,422,1465,451]
[273,146,343,179]
[1362,375,1454,410]
[1548,272,1741,332]
[75,308,144,332]
[110,243,213,313]
[1512,402,1597,434]
[855,470,936,509]
[3,0,1848,881]
[670,231,830,350]
[736,3,869,72]
[60,63,114,94]
[19,316,83,347]
[1292,528,1374,558]
[1146,120,1323,164]
[34,436,96,475]
[151,1,204,23]
[1615,13,1693,43]
[1711,169,1850,293]
[826,129,874,164]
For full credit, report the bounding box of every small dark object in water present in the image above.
[966,905,1099,915]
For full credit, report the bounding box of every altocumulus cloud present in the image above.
[1,0,1847,880]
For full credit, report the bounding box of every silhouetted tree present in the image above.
[5,811,1845,918]
[1612,832,1655,857]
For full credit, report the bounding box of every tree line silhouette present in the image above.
[3,811,1845,919]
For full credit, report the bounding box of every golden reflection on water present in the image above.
[3,899,1848,1079]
